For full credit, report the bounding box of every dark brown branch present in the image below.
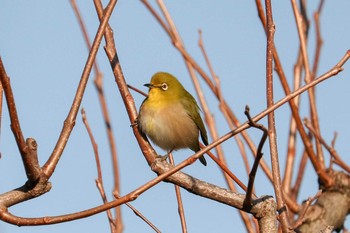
[243,106,268,209]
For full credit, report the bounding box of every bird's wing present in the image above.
[182,92,208,146]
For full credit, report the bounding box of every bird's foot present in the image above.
[156,154,170,162]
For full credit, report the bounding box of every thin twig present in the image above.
[265,1,290,231]
[169,154,188,233]
[311,0,324,80]
[291,150,308,200]
[283,52,303,195]
[255,0,332,187]
[113,192,161,233]
[127,84,147,97]
[304,119,350,173]
[243,106,268,209]
[291,0,325,169]
[81,108,116,232]
[0,58,42,183]
[196,30,256,230]
[0,57,26,158]
[200,143,250,194]
[42,0,119,178]
[291,190,322,229]
[72,1,123,229]
[198,30,252,180]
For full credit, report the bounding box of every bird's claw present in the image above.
[156,154,170,162]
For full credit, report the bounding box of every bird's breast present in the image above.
[139,101,199,151]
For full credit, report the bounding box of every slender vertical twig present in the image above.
[0,58,42,183]
[169,154,188,233]
[311,0,324,79]
[81,108,116,233]
[283,52,303,195]
[265,1,290,231]
[291,0,325,169]
[0,57,26,156]
[292,150,308,201]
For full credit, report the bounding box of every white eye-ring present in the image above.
[161,83,168,91]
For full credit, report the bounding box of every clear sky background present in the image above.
[0,1,349,233]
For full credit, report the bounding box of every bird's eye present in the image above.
[161,83,168,91]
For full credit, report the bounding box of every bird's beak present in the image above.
[144,83,153,88]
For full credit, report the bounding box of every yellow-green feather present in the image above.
[138,72,208,166]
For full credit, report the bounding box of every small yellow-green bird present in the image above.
[138,72,208,166]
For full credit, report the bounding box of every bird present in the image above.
[138,72,208,166]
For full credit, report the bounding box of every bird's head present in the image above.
[144,72,185,101]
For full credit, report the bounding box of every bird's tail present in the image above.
[199,155,207,166]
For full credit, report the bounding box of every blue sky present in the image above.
[0,1,349,233]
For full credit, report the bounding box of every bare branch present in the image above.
[264,1,290,231]
[72,1,123,229]
[0,57,26,160]
[42,0,119,178]
[291,0,325,170]
[255,0,332,187]
[304,119,350,173]
[81,108,117,232]
[243,106,268,208]
[169,154,188,233]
